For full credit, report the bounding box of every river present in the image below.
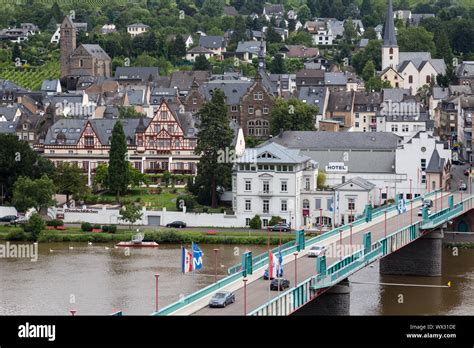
[0,242,472,315]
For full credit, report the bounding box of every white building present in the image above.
[232,142,319,229]
[127,23,150,37]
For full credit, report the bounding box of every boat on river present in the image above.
[116,232,159,248]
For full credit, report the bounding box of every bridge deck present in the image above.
[168,192,466,315]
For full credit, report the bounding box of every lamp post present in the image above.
[379,188,382,206]
[243,278,248,316]
[154,273,160,313]
[319,208,323,233]
[460,180,463,201]
[279,220,282,247]
[213,248,219,283]
[339,228,342,259]
[350,223,353,245]
[409,179,413,225]
[293,252,298,285]
[385,186,389,205]
[384,210,387,238]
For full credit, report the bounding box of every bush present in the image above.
[46,219,64,227]
[249,215,262,229]
[23,213,45,240]
[101,225,109,232]
[108,225,117,233]
[6,229,27,241]
[176,195,196,211]
[269,216,283,226]
[203,207,209,213]
[220,207,225,213]
[81,222,93,232]
[93,224,101,230]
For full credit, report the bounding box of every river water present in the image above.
[0,242,472,315]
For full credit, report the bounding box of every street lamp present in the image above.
[213,249,219,283]
[339,228,342,259]
[243,278,248,316]
[293,252,298,285]
[319,208,323,233]
[154,273,160,312]
[379,188,382,206]
[409,179,413,225]
[350,223,353,245]
[385,186,389,205]
[384,210,387,238]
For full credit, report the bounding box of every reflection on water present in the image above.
[1,242,473,315]
[350,248,474,315]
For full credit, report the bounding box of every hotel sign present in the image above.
[325,162,348,173]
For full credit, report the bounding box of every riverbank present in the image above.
[0,227,296,245]
[443,232,474,248]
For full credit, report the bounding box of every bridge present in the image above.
[153,189,474,316]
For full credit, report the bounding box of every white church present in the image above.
[379,0,446,94]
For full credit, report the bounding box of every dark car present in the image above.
[268,223,291,232]
[166,221,186,228]
[263,268,283,280]
[452,160,466,165]
[208,291,235,308]
[270,278,290,291]
[0,215,18,223]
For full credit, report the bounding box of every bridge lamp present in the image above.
[243,278,248,316]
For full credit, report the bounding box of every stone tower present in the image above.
[382,0,399,71]
[60,16,76,79]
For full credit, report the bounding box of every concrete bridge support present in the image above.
[293,279,351,316]
[380,229,444,277]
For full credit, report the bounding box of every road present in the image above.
[191,192,464,315]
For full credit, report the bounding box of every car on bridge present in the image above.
[166,221,186,228]
[268,223,291,232]
[208,291,235,308]
[418,208,431,216]
[270,278,290,291]
[307,245,327,257]
[263,268,283,280]
[422,199,433,208]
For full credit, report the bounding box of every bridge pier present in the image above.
[380,229,444,277]
[292,279,351,316]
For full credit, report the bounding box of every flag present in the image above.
[192,242,203,271]
[277,249,283,277]
[181,246,193,274]
[268,251,276,279]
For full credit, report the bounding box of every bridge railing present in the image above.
[228,188,443,276]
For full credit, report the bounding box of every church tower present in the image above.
[382,0,399,71]
[60,16,76,79]
[258,36,266,72]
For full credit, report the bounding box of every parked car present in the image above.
[268,223,291,232]
[307,245,327,257]
[208,291,235,308]
[452,160,466,165]
[166,221,186,228]
[422,199,433,208]
[418,208,431,217]
[270,278,290,291]
[459,183,467,191]
[0,215,18,223]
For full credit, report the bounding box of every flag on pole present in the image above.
[181,246,193,273]
[277,249,283,277]
[268,251,276,279]
[192,242,203,271]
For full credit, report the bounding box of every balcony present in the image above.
[258,190,273,196]
[145,168,166,174]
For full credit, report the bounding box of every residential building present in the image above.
[127,23,150,37]
[198,35,226,59]
[353,92,382,132]
[324,90,355,128]
[236,41,266,63]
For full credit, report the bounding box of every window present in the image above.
[389,47,393,54]
[421,158,426,170]
[245,180,251,191]
[281,200,287,212]
[348,215,355,223]
[303,199,310,209]
[408,75,413,84]
[402,124,409,132]
[231,105,238,112]
[262,219,269,227]
[305,178,310,191]
[315,198,321,209]
[263,105,269,114]
[160,111,167,120]
[248,105,254,114]
[263,200,269,213]
[348,198,355,210]
[426,75,431,84]
[84,136,94,147]
[192,98,197,105]
[254,92,263,100]
[281,181,287,192]
[381,193,387,199]
[391,124,398,132]
[245,200,251,211]
[263,181,270,193]
[355,122,360,127]
[245,218,251,226]
[327,198,333,211]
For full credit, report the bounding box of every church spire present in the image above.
[383,0,397,47]
[258,36,265,71]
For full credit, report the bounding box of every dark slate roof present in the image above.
[383,0,397,47]
[115,67,160,82]
[223,5,238,16]
[297,87,327,114]
[354,91,383,109]
[432,87,449,100]
[334,176,376,191]
[236,41,265,54]
[199,35,225,49]
[40,80,60,92]
[264,4,284,15]
[200,80,252,105]
[78,44,111,60]
[426,149,444,173]
[169,71,210,91]
[0,120,17,134]
[326,91,354,112]
[270,131,401,150]
[0,106,19,121]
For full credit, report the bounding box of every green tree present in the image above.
[351,40,382,73]
[297,5,312,24]
[286,58,305,73]
[249,214,262,229]
[93,163,108,191]
[343,18,357,44]
[269,216,283,226]
[270,98,317,135]
[128,163,149,188]
[270,54,287,74]
[170,34,187,58]
[53,162,88,203]
[23,213,45,241]
[317,171,326,189]
[361,59,376,82]
[0,134,54,200]
[435,29,453,64]
[118,106,145,119]
[193,55,211,71]
[107,121,129,201]
[397,27,435,54]
[12,43,21,62]
[365,76,392,92]
[119,204,143,229]
[12,175,56,213]
[265,25,282,44]
[194,89,234,208]
[201,0,224,17]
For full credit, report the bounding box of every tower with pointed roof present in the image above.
[382,0,399,71]
[258,36,266,72]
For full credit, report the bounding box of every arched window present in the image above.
[389,47,393,54]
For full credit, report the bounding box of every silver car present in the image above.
[307,245,327,257]
[208,291,235,308]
